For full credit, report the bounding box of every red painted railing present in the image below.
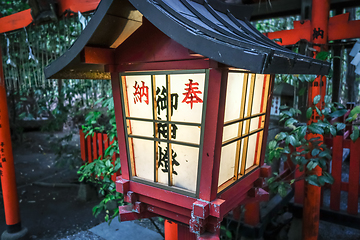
[294,104,360,216]
[79,129,119,181]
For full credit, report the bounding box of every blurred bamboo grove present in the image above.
[0,12,112,131]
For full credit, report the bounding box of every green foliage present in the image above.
[266,93,359,197]
[78,92,123,223]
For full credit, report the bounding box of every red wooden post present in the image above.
[330,135,343,211]
[302,1,329,239]
[79,129,86,163]
[97,132,103,159]
[0,45,27,236]
[87,134,92,163]
[347,139,360,215]
[165,220,178,240]
[92,133,98,160]
[244,202,260,227]
[198,68,227,202]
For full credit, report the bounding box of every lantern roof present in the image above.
[45,0,330,79]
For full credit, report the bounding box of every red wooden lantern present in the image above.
[45,0,330,238]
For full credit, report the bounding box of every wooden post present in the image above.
[302,1,329,239]
[0,45,27,237]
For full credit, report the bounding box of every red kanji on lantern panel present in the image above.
[182,79,203,109]
[133,81,149,104]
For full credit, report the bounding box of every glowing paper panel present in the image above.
[218,71,270,192]
[121,70,207,195]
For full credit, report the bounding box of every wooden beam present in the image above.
[0,9,32,34]
[0,0,100,34]
[81,46,115,65]
[58,0,101,15]
[265,13,360,45]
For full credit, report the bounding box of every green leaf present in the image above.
[298,126,307,139]
[350,106,360,116]
[308,124,324,135]
[336,123,346,131]
[226,230,232,239]
[329,109,347,118]
[269,140,277,149]
[306,107,313,120]
[286,135,297,147]
[306,175,320,186]
[313,95,321,105]
[311,148,320,156]
[350,126,359,142]
[275,132,287,141]
[316,51,330,60]
[315,106,322,116]
[324,95,331,103]
[329,126,336,136]
[285,118,298,126]
[307,161,318,170]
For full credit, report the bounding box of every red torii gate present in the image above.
[0,1,100,238]
[265,0,359,239]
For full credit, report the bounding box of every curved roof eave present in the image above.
[44,0,142,79]
[129,0,330,75]
[45,0,330,79]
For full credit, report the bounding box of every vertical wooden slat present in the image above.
[79,129,86,163]
[330,135,343,211]
[347,139,360,215]
[254,74,270,165]
[198,68,225,201]
[87,134,92,163]
[111,73,130,179]
[240,74,256,175]
[166,75,173,186]
[98,132,103,160]
[151,75,159,183]
[92,133,98,160]
[234,73,248,180]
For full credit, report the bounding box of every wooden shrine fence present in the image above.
[79,129,119,181]
[292,105,360,229]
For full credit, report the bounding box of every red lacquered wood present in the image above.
[199,68,226,202]
[79,129,86,163]
[265,13,360,46]
[138,195,192,217]
[330,135,343,211]
[218,169,260,201]
[115,19,202,66]
[0,9,32,34]
[92,133,98,160]
[347,139,360,215]
[165,220,178,240]
[116,59,213,73]
[294,167,304,205]
[177,223,197,240]
[58,0,100,15]
[87,134,92,163]
[111,73,130,180]
[128,180,196,210]
[244,202,260,226]
[147,205,190,225]
[97,133,103,159]
[81,47,114,65]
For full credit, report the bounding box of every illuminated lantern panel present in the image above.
[120,70,207,196]
[218,71,270,191]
